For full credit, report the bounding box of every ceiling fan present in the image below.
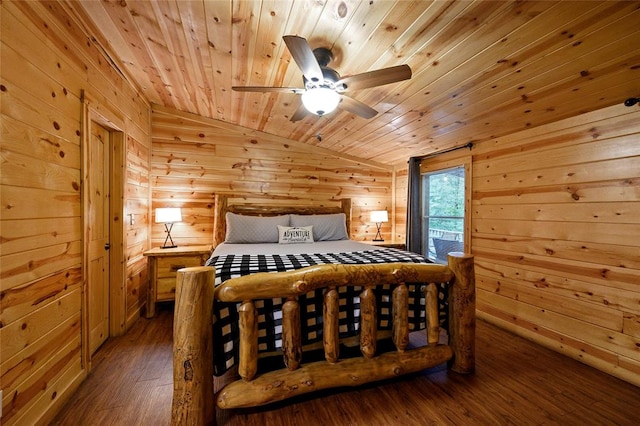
[232,35,412,122]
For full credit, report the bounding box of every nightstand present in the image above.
[363,240,407,250]
[143,245,212,318]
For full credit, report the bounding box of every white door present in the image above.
[87,121,110,354]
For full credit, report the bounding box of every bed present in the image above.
[171,195,475,424]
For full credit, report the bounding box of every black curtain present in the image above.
[406,157,422,254]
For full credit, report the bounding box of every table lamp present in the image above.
[370,210,388,242]
[155,207,182,248]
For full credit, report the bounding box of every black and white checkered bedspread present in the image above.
[206,248,449,375]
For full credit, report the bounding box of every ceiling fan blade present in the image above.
[338,95,378,119]
[290,102,309,122]
[336,64,412,92]
[232,86,304,93]
[283,35,324,83]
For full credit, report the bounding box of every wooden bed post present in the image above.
[172,266,215,426]
[447,252,476,374]
[213,195,227,247]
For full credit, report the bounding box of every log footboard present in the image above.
[217,344,454,408]
[172,253,475,425]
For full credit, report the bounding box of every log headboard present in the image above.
[213,195,352,247]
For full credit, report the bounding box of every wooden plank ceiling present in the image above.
[69,0,640,165]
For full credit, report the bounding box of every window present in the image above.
[422,166,465,263]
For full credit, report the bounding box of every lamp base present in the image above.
[373,239,384,242]
[161,223,177,249]
[373,223,384,242]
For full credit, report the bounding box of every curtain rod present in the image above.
[410,142,473,162]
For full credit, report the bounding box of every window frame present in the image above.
[419,156,471,263]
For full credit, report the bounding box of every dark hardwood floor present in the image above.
[52,303,640,425]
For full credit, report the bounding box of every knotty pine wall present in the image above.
[395,104,640,386]
[150,105,394,246]
[0,2,151,424]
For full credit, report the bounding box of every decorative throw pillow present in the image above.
[225,213,290,243]
[290,213,348,241]
[278,225,314,244]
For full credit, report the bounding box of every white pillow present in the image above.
[278,226,314,244]
[225,213,290,243]
[290,213,348,241]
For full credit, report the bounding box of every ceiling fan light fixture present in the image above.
[301,87,340,116]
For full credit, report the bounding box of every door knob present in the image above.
[105,243,111,250]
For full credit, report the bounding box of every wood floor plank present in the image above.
[52,303,640,425]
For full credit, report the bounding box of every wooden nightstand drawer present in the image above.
[156,255,205,300]
[143,245,212,317]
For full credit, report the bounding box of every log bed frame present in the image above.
[171,196,476,425]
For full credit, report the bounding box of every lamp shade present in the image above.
[370,210,389,223]
[155,207,182,223]
[301,87,340,116]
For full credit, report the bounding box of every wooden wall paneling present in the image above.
[46,1,148,124]
[151,176,391,196]
[479,285,639,361]
[473,218,639,249]
[0,267,82,327]
[1,43,81,122]
[1,115,80,170]
[1,313,80,395]
[393,104,640,385]
[0,67,81,143]
[473,232,640,271]
[475,260,640,318]
[0,185,80,221]
[0,288,81,422]
[474,246,638,297]
[473,136,640,181]
[150,105,395,246]
[125,257,149,327]
[471,106,640,163]
[0,216,79,257]
[475,292,625,366]
[4,341,82,426]
[124,134,150,325]
[2,2,87,98]
[624,314,640,339]
[471,104,640,386]
[151,103,390,170]
[1,241,83,293]
[1,1,151,423]
[1,148,80,194]
[477,273,624,331]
